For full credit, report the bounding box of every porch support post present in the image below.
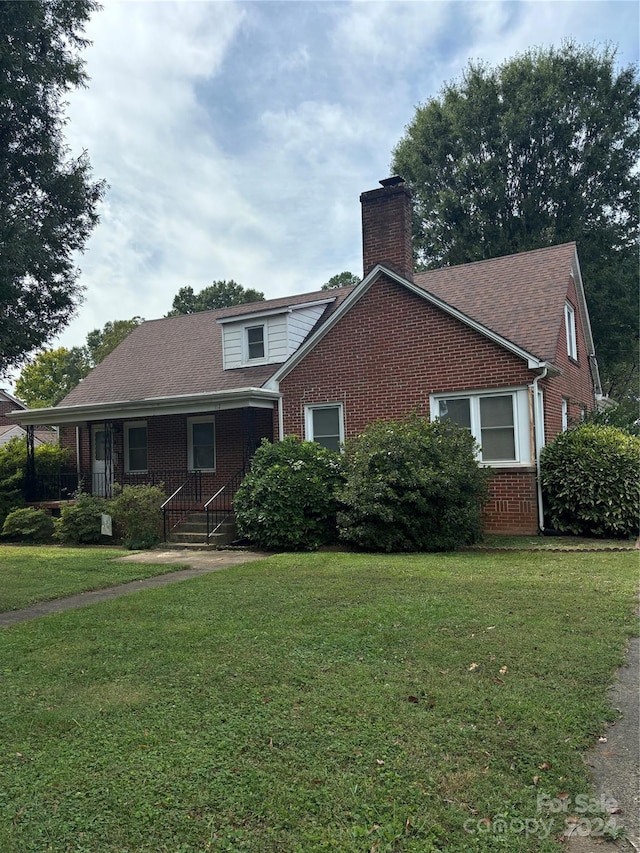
[25,424,36,501]
[105,421,114,498]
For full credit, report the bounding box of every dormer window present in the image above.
[246,325,265,360]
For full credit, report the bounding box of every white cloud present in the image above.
[41,0,637,362]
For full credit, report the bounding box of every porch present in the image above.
[22,401,277,544]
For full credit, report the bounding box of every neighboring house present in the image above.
[0,389,56,447]
[12,179,603,535]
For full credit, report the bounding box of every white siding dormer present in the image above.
[219,299,334,369]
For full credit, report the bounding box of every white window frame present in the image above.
[304,403,345,452]
[561,398,569,432]
[188,416,216,472]
[124,421,148,473]
[430,389,531,467]
[245,323,266,362]
[565,302,577,360]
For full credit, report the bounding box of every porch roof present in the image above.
[10,387,280,426]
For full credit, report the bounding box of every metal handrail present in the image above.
[205,469,244,540]
[161,481,187,510]
[161,472,203,540]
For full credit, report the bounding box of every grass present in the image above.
[473,534,637,551]
[0,545,189,611]
[0,550,638,852]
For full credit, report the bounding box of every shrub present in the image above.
[110,483,165,549]
[337,415,490,552]
[0,438,27,527]
[2,507,55,543]
[234,436,343,551]
[540,423,640,538]
[0,438,72,527]
[55,493,110,545]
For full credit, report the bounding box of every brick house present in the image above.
[13,178,603,536]
[0,389,56,447]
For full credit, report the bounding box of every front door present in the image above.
[91,424,112,496]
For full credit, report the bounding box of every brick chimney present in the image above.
[360,176,413,280]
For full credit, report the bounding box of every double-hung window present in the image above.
[188,417,215,471]
[305,404,344,452]
[125,422,148,473]
[433,390,530,465]
[564,302,577,360]
[246,325,265,360]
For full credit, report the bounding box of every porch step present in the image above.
[167,511,238,547]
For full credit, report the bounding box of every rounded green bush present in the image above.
[540,423,640,538]
[1,507,55,543]
[110,484,165,549]
[55,493,109,545]
[234,436,343,551]
[337,415,490,552]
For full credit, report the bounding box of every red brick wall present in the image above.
[0,395,24,426]
[542,275,596,439]
[483,469,539,535]
[67,407,274,500]
[280,273,540,534]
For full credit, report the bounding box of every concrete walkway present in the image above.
[0,548,268,627]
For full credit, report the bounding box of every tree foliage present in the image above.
[0,0,106,377]
[392,42,639,399]
[85,317,143,365]
[321,271,360,290]
[15,317,142,408]
[166,281,264,316]
[15,346,89,408]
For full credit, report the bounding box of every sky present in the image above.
[48,0,639,356]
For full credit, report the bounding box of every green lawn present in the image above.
[1,550,638,852]
[0,545,189,611]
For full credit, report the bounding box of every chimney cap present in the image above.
[379,175,405,187]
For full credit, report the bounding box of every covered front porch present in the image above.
[14,388,280,543]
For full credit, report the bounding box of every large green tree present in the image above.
[0,0,106,377]
[15,317,143,408]
[166,281,264,316]
[392,42,639,400]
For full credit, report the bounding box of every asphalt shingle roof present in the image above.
[58,242,577,410]
[58,288,353,407]
[413,242,577,363]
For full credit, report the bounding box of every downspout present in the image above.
[531,367,549,532]
[277,394,284,443]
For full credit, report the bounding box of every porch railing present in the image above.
[26,472,82,502]
[204,469,244,541]
[26,470,203,503]
[161,472,204,541]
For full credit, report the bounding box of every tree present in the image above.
[15,346,89,408]
[321,271,360,290]
[85,317,143,365]
[0,0,106,377]
[166,281,264,316]
[15,317,142,408]
[392,42,639,400]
